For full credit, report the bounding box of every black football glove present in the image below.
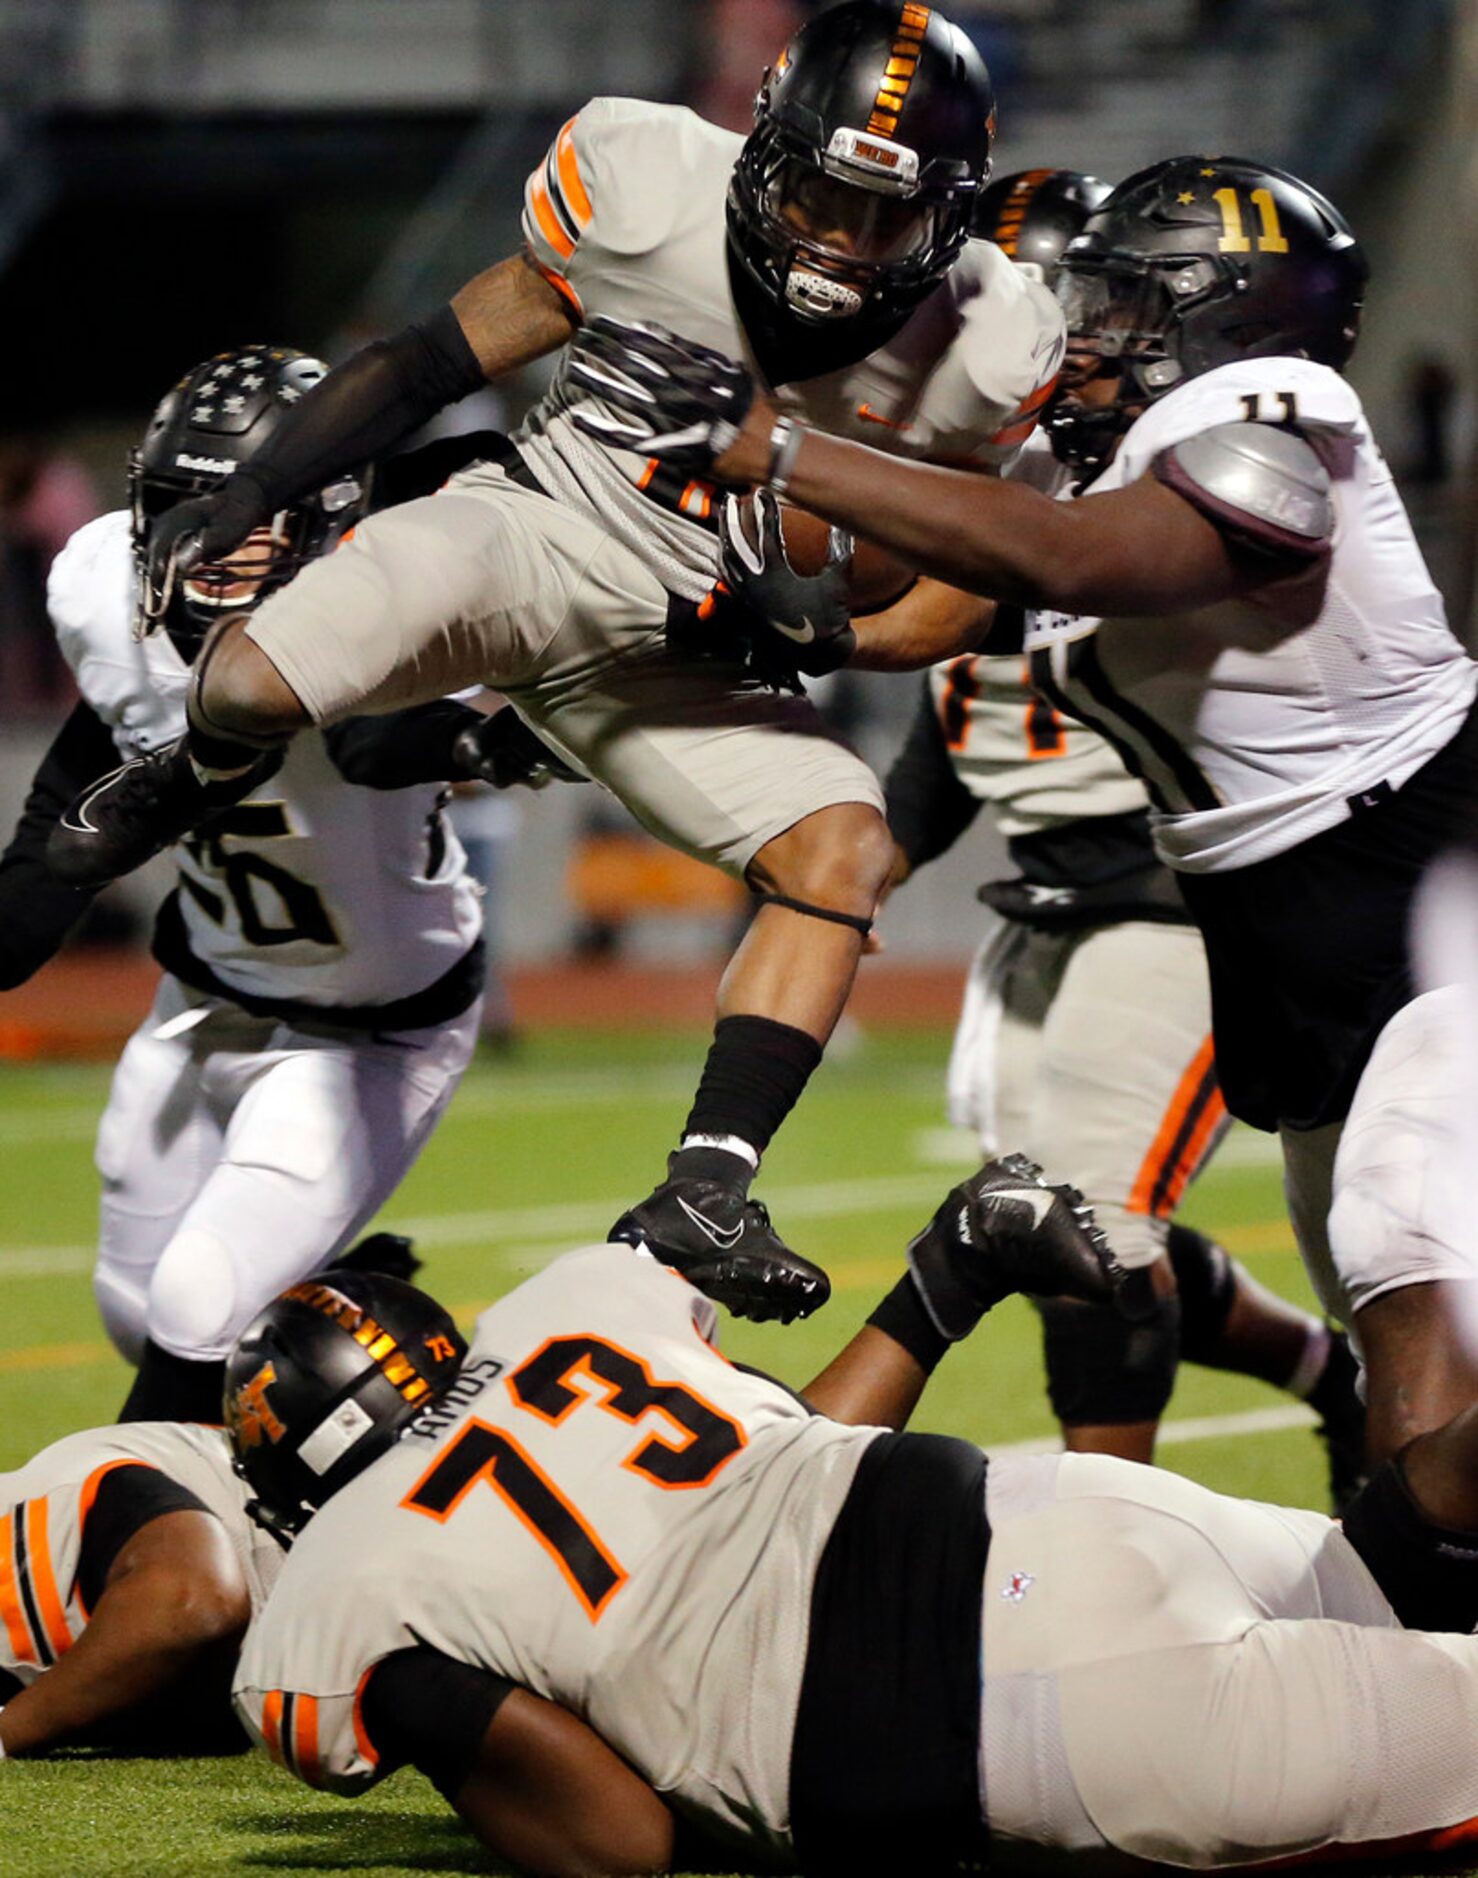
[906,1153,1143,1343]
[566,316,755,474]
[450,707,584,791]
[719,490,856,680]
[140,474,273,634]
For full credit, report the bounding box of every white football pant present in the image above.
[93,974,480,1363]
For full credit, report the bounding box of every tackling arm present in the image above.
[150,256,577,573]
[0,1508,249,1756]
[722,417,1255,614]
[0,701,119,989]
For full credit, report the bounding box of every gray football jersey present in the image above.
[0,1421,281,1688]
[515,97,1065,602]
[235,1244,882,1862]
[929,651,1148,839]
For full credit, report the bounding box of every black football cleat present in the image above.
[331,1232,423,1285]
[610,1177,830,1325]
[47,735,279,888]
[907,1152,1129,1343]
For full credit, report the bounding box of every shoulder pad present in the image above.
[1152,422,1332,559]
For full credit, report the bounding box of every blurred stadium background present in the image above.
[0,0,1473,1002]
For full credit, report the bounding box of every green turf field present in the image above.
[0,1026,1373,1876]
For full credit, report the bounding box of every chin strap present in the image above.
[754,892,873,938]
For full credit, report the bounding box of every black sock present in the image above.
[1306,1329,1360,1420]
[867,1275,950,1374]
[1340,1452,1478,1632]
[670,1015,824,1192]
[118,1340,228,1424]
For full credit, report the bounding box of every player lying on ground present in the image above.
[0,1232,438,1758]
[889,166,1364,1493]
[227,1158,1478,1876]
[46,4,1066,1327]
[564,156,1478,1464]
[1,344,570,1423]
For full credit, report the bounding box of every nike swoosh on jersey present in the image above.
[676,1195,745,1250]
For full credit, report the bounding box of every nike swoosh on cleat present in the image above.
[675,1195,745,1250]
[992,1188,1056,1227]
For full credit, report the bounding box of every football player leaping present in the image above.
[45,3,1065,1325]
[887,168,1365,1494]
[566,160,1478,1471]
[1,345,566,1422]
[228,1166,1478,1876]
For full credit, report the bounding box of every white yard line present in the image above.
[992,1402,1318,1457]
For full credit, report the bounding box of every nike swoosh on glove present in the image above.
[719,489,856,679]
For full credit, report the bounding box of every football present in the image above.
[733,493,916,615]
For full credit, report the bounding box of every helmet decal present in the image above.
[866,4,932,140]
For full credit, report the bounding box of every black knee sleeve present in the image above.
[1340,1453,1478,1632]
[1038,1292,1181,1427]
[1166,1223,1236,1366]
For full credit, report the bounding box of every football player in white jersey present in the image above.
[2,345,567,1422]
[45,4,1065,1326]
[226,1179,1478,1876]
[886,170,1365,1491]
[0,1418,281,1756]
[569,158,1478,1471]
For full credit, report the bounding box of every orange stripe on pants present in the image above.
[25,1499,74,1661]
[0,1513,36,1665]
[1128,1034,1220,1217]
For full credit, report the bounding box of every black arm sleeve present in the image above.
[360,1645,518,1800]
[882,678,982,873]
[321,700,480,791]
[0,701,119,989]
[75,1465,212,1612]
[229,305,488,516]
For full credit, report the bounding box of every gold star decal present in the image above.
[1177,191,1196,204]
[1200,167,1216,177]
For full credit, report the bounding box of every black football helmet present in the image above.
[1048,156,1368,471]
[974,167,1112,281]
[223,1269,467,1543]
[129,345,365,658]
[727,2,995,336]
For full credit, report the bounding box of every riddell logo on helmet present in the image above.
[229,1362,287,1448]
[175,452,234,476]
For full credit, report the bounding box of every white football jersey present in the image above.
[0,1421,281,1689]
[235,1244,882,1862]
[1022,359,1478,872]
[47,512,482,1009]
[516,97,1065,602]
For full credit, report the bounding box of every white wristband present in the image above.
[765,417,805,496]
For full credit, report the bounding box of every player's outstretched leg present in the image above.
[611,1165,830,1325]
[906,1153,1130,1342]
[615,804,894,1324]
[1169,1222,1367,1508]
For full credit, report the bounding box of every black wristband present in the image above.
[867,1274,950,1374]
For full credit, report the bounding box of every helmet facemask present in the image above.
[732,117,970,327]
[1046,249,1242,471]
